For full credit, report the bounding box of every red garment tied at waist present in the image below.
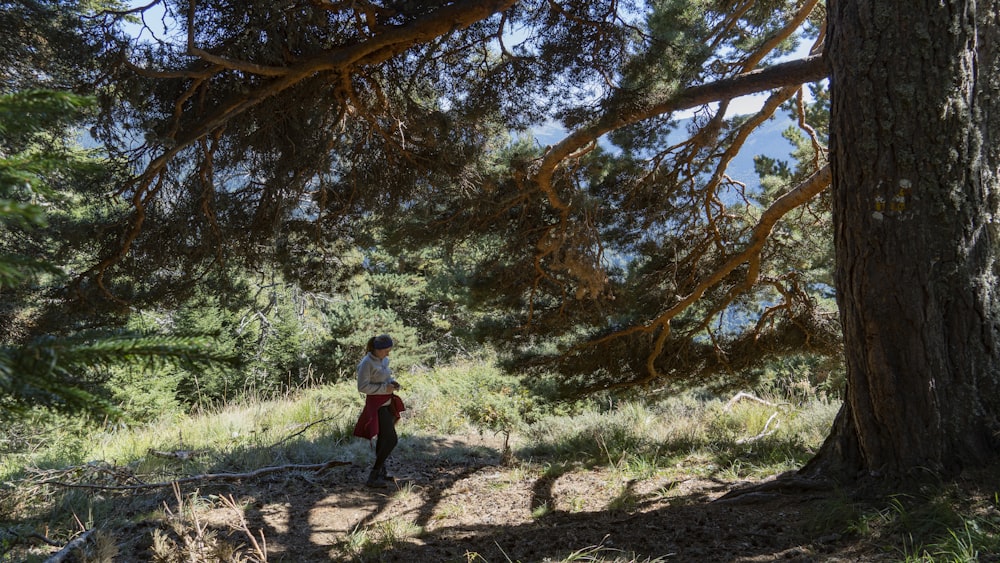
[353,394,405,440]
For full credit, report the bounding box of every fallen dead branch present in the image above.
[43,528,94,563]
[0,528,62,555]
[736,412,780,444]
[40,459,350,491]
[724,392,777,411]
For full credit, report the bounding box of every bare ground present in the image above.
[130,433,902,563]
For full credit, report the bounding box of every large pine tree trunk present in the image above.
[804,0,1000,480]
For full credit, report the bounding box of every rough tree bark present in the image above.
[803,0,1000,480]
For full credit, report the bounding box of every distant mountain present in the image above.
[725,116,797,189]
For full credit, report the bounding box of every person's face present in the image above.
[374,347,391,359]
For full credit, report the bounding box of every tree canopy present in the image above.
[72,0,834,395]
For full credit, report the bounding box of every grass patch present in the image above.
[339,518,423,560]
[800,483,1000,562]
[517,392,836,481]
[4,358,998,561]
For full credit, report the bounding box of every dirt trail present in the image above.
[186,434,885,562]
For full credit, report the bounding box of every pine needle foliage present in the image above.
[0,90,99,289]
[0,88,238,419]
[0,330,237,417]
[75,0,836,396]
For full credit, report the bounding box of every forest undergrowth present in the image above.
[2,359,999,562]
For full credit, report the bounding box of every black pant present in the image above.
[373,405,398,472]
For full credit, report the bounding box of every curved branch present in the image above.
[701,84,802,249]
[524,51,828,327]
[127,0,517,176]
[534,55,830,205]
[584,164,832,391]
[91,0,517,301]
[740,0,821,72]
[643,164,831,376]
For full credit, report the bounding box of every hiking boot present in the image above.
[379,466,395,482]
[366,473,388,488]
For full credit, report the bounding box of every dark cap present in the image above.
[373,334,394,350]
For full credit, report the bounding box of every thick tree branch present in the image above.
[526,54,830,359]
[89,0,517,300]
[534,55,830,204]
[582,164,832,392]
[138,0,516,177]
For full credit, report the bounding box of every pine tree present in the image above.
[0,89,236,418]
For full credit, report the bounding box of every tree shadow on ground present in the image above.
[5,429,864,561]
[228,434,858,563]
